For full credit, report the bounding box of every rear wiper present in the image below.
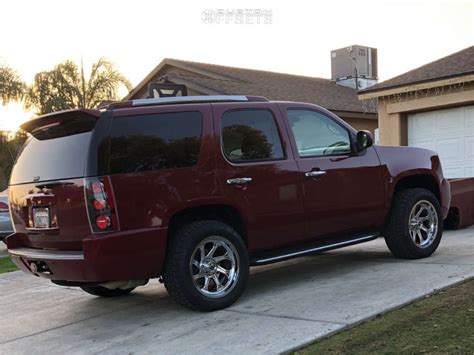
[35,182,75,189]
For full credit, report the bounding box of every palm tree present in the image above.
[26,58,132,115]
[0,64,27,189]
[0,64,26,105]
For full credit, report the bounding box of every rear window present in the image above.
[109,111,203,174]
[10,131,92,184]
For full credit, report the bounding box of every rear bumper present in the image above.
[6,227,167,282]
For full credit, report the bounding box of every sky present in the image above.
[1,0,473,130]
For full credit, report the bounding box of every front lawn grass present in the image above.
[0,257,18,274]
[296,279,474,354]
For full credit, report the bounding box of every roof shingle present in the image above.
[128,59,377,114]
[361,46,474,94]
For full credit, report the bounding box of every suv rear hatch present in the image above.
[8,109,101,250]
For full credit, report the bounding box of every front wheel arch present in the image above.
[393,174,440,201]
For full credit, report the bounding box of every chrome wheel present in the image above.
[190,236,239,298]
[408,200,438,249]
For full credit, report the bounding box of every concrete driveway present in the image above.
[0,229,473,354]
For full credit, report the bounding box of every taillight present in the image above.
[0,202,8,213]
[93,199,106,211]
[84,176,119,233]
[96,215,111,230]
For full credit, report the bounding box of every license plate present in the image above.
[33,208,50,228]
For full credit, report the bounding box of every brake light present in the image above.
[96,215,111,230]
[0,202,8,212]
[84,176,119,233]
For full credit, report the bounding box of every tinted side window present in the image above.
[287,109,351,157]
[221,109,284,162]
[109,112,202,174]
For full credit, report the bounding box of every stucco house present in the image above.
[358,46,474,179]
[358,46,474,228]
[124,58,378,133]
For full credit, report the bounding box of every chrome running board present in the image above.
[251,233,379,266]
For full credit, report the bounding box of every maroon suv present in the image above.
[7,94,450,311]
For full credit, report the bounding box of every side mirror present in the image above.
[356,130,373,151]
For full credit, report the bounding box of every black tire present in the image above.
[80,285,135,297]
[384,188,443,259]
[163,220,249,311]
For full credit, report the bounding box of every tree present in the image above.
[0,64,27,190]
[26,58,132,115]
[0,65,26,105]
[0,130,27,190]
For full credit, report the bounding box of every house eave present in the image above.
[358,73,474,100]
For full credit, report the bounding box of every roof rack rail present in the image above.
[132,95,268,106]
[108,95,268,109]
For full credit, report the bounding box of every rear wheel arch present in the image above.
[166,204,248,247]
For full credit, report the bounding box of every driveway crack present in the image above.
[223,308,347,325]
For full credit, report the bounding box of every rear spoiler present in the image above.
[21,109,101,139]
[21,109,101,133]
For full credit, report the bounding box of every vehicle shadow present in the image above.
[241,248,395,298]
[123,245,397,308]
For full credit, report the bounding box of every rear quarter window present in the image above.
[109,111,203,174]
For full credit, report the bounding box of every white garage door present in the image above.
[408,105,474,178]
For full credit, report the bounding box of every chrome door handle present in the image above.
[305,171,327,178]
[227,177,253,185]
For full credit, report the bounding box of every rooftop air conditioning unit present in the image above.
[331,45,378,90]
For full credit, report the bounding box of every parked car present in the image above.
[6,94,450,311]
[0,189,13,240]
